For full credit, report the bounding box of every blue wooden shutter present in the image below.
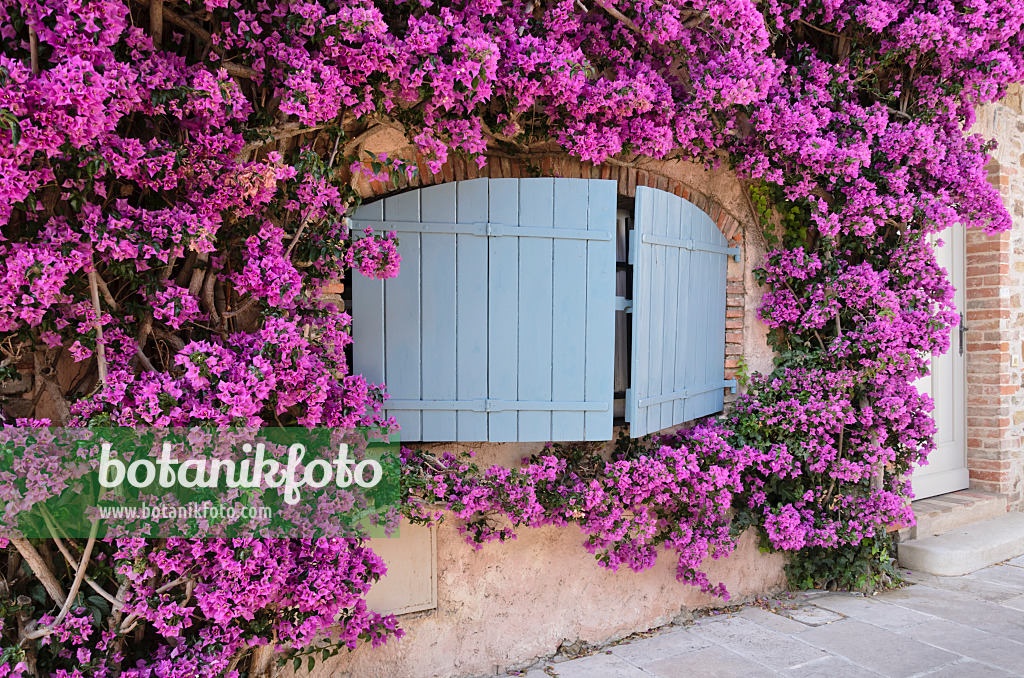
[626,186,736,437]
[352,178,616,442]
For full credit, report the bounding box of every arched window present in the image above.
[351,178,736,442]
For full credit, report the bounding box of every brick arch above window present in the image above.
[356,152,745,245]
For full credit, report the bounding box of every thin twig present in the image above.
[155,576,190,594]
[23,520,100,641]
[40,510,122,610]
[240,122,329,157]
[327,134,342,167]
[94,271,119,311]
[88,262,109,385]
[28,25,39,75]
[135,347,156,372]
[284,216,312,260]
[221,297,257,319]
[799,19,843,38]
[592,1,640,34]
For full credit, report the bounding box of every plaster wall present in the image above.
[313,526,785,678]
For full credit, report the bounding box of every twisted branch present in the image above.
[10,539,66,607]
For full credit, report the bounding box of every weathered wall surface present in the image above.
[312,525,785,678]
[971,87,1024,507]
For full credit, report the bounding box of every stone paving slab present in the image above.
[780,655,882,678]
[511,557,1024,678]
[778,605,844,627]
[1002,593,1024,611]
[970,562,1024,590]
[643,646,777,678]
[901,570,1024,603]
[608,628,710,666]
[546,652,649,678]
[881,584,1024,642]
[734,606,808,634]
[687,616,828,670]
[917,661,1014,678]
[898,618,1024,673]
[805,593,931,631]
[794,619,958,678]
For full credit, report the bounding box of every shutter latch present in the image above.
[615,297,633,313]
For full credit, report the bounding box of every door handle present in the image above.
[959,312,968,356]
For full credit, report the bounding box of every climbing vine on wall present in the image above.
[1,0,1022,676]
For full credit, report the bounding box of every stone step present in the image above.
[897,511,1024,576]
[895,490,1008,543]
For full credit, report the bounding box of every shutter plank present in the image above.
[699,211,729,417]
[585,180,617,440]
[352,200,385,388]
[672,201,694,424]
[419,183,458,441]
[629,188,652,435]
[714,240,728,412]
[660,192,682,432]
[682,205,703,422]
[551,178,588,441]
[384,192,422,440]
[488,179,520,441]
[455,179,490,441]
[517,179,555,441]
[646,189,668,430]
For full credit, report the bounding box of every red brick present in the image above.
[637,169,650,190]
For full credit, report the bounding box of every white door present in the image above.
[911,225,969,499]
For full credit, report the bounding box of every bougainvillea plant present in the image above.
[1,0,1021,675]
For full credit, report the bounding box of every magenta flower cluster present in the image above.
[402,423,753,598]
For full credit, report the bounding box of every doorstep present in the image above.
[893,490,1008,543]
[897,511,1024,576]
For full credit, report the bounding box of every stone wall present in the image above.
[970,88,1024,507]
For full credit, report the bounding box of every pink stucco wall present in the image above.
[313,524,785,678]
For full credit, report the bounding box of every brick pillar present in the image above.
[964,150,1024,506]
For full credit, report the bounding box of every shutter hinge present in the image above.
[475,222,502,237]
[615,297,633,313]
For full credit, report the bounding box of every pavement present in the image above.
[505,555,1024,678]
